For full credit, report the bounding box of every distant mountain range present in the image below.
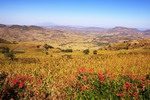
[0,24,150,49]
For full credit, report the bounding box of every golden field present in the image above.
[0,42,150,99]
[0,42,150,76]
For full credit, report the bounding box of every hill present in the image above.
[104,39,150,50]
[92,26,150,46]
[0,24,150,50]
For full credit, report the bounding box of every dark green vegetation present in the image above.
[93,50,97,54]
[61,49,73,52]
[83,49,89,54]
[0,47,15,60]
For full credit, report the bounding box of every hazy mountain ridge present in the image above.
[0,24,150,49]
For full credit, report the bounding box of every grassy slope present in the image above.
[0,42,150,99]
[0,42,150,77]
[106,39,150,50]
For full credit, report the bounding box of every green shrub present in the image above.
[93,50,97,54]
[64,67,150,100]
[0,47,15,60]
[4,50,15,61]
[43,44,54,50]
[1,47,9,54]
[61,49,73,52]
[45,51,49,55]
[83,49,89,54]
[0,72,33,100]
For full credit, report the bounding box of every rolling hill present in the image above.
[104,39,150,50]
[0,24,150,50]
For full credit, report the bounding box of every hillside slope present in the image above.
[104,39,150,50]
[0,24,150,50]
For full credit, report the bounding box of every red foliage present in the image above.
[107,72,114,80]
[116,93,123,97]
[81,85,89,91]
[98,72,106,83]
[77,67,86,74]
[88,68,94,73]
[12,79,19,87]
[122,81,131,90]
[82,76,87,81]
[131,92,138,97]
[11,75,33,88]
[19,81,24,88]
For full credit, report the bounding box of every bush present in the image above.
[1,47,9,54]
[36,45,41,48]
[83,49,89,54]
[45,51,49,55]
[4,50,15,61]
[93,50,97,54]
[62,55,72,59]
[64,67,150,100]
[43,44,54,50]
[61,49,73,52]
[0,47,15,60]
[0,72,33,100]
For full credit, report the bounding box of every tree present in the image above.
[43,44,54,55]
[45,51,49,55]
[1,47,9,54]
[1,47,15,61]
[36,45,41,48]
[43,44,54,50]
[93,50,97,54]
[61,49,73,52]
[43,43,49,50]
[83,49,89,55]
[4,50,15,61]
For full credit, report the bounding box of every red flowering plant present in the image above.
[64,67,150,100]
[0,71,9,99]
[0,72,33,100]
[63,67,96,99]
[64,67,120,99]
[11,74,33,88]
[117,73,150,99]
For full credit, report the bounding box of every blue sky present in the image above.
[0,0,150,28]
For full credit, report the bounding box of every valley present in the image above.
[1,24,150,50]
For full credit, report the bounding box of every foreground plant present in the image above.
[64,67,150,100]
[0,71,33,100]
[0,67,149,100]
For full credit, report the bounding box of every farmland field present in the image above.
[0,42,150,99]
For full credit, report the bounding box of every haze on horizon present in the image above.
[0,0,150,29]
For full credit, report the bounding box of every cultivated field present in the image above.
[0,43,150,99]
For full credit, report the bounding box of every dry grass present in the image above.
[0,43,150,76]
[0,43,150,99]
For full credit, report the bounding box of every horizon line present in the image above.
[0,23,149,31]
